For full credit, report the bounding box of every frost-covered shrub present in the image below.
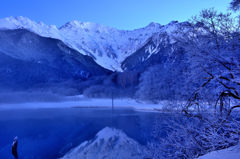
[148,114,240,159]
[136,63,188,103]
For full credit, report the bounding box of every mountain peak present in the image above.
[147,22,161,28]
[0,16,58,32]
[5,16,32,22]
[59,20,115,32]
[0,16,34,29]
[59,20,84,29]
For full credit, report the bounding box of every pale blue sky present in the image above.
[0,0,231,30]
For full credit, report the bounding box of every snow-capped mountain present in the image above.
[0,16,163,71]
[60,127,147,159]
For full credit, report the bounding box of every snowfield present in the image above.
[198,144,240,159]
[60,127,147,159]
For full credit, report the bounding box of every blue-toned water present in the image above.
[0,108,167,159]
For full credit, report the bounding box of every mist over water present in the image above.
[0,88,81,104]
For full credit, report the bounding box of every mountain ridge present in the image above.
[0,16,174,71]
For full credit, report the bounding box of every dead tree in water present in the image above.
[12,136,18,159]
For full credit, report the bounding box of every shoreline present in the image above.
[0,96,165,112]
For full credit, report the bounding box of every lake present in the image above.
[0,107,168,159]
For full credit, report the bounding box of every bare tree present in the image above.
[169,8,240,118]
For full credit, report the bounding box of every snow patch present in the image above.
[198,144,240,159]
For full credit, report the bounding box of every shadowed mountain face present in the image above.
[0,29,110,89]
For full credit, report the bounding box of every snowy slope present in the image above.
[198,144,240,159]
[60,127,147,159]
[0,16,162,71]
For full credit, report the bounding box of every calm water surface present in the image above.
[0,107,169,159]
